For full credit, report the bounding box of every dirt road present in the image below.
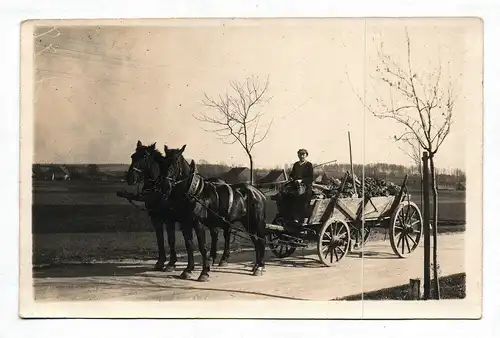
[33,233,464,301]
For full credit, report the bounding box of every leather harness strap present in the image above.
[186,172,234,218]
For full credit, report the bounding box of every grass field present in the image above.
[31,181,466,265]
[32,181,466,234]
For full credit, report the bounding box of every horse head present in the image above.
[126,140,162,186]
[162,144,193,182]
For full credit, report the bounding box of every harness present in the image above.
[128,154,283,245]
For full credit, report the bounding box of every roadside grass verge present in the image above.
[335,272,466,300]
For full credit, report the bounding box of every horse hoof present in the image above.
[218,260,228,267]
[154,263,165,271]
[165,264,176,272]
[180,271,192,280]
[198,274,210,282]
[253,267,264,276]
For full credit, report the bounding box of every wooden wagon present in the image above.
[265,174,423,266]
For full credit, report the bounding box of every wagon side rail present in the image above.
[388,174,409,214]
[353,174,410,225]
[318,172,350,224]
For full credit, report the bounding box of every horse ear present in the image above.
[190,159,196,172]
[136,140,142,148]
[152,142,156,149]
[164,144,169,152]
[179,144,186,153]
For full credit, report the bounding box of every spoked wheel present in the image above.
[267,232,297,258]
[267,217,297,258]
[389,201,423,258]
[317,219,351,267]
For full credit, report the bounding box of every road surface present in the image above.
[33,233,465,301]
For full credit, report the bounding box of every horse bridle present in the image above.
[131,149,165,195]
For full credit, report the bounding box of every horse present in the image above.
[130,142,268,281]
[124,141,232,273]
[124,141,180,272]
[125,141,234,272]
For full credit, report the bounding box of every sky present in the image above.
[32,18,482,170]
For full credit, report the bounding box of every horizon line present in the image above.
[32,161,466,172]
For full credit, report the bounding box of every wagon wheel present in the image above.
[267,217,297,258]
[317,219,351,267]
[389,201,423,258]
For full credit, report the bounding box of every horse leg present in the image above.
[165,221,177,272]
[250,235,260,274]
[241,217,259,273]
[219,225,231,267]
[209,226,219,266]
[249,211,267,276]
[194,221,210,282]
[254,220,267,276]
[180,224,195,280]
[151,215,166,271]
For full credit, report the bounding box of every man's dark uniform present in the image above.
[290,159,314,224]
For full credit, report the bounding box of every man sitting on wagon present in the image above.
[290,148,314,225]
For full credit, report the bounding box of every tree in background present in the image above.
[87,164,100,180]
[194,75,273,184]
[351,28,459,299]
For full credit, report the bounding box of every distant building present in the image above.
[257,169,287,184]
[32,164,70,181]
[219,167,251,184]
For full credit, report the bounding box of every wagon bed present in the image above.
[308,195,397,225]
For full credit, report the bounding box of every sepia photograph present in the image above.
[19,17,483,318]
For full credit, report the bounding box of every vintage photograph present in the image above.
[19,17,483,318]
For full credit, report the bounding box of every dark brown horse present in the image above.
[129,142,268,281]
[124,141,232,273]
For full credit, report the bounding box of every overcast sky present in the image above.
[32,18,482,170]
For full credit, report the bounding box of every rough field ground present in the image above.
[31,181,466,265]
[32,181,466,232]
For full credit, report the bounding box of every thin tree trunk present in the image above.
[248,154,254,185]
[429,155,441,299]
[422,152,431,300]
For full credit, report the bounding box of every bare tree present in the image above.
[194,75,273,184]
[350,28,458,300]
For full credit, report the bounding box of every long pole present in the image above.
[422,151,431,300]
[348,131,357,196]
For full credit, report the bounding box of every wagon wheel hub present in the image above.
[330,235,345,246]
[401,223,414,234]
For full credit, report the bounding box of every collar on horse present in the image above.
[166,170,204,201]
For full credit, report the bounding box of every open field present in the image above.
[32,181,466,234]
[30,181,466,266]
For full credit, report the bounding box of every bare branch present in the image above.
[196,75,273,181]
[349,28,454,158]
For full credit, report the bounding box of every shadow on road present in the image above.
[33,244,403,279]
